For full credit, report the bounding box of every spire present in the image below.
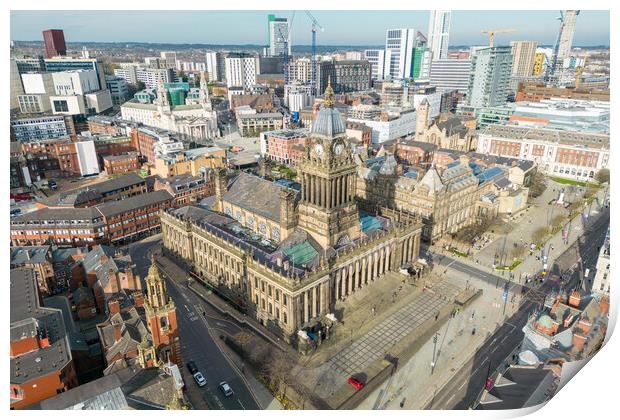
[145,259,169,309]
[324,77,334,108]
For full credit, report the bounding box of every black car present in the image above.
[186,361,198,375]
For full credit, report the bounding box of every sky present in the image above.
[10,10,610,47]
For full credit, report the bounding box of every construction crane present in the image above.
[304,11,323,95]
[481,28,516,47]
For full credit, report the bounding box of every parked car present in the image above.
[347,376,365,390]
[219,381,234,397]
[193,372,207,387]
[186,361,198,375]
[48,180,58,190]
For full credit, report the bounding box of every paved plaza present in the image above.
[328,280,462,377]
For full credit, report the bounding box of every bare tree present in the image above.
[532,227,547,245]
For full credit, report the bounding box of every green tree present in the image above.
[595,168,610,184]
[529,172,547,198]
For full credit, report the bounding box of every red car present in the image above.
[10,193,32,202]
[348,377,365,390]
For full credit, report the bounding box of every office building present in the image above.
[160,51,177,69]
[10,59,25,110]
[287,57,313,84]
[15,56,46,73]
[10,115,69,142]
[533,52,547,76]
[205,51,224,82]
[42,29,67,58]
[259,128,309,166]
[135,68,175,89]
[105,75,129,106]
[515,81,609,102]
[477,124,609,182]
[268,15,290,57]
[429,59,472,93]
[427,10,451,60]
[153,146,227,179]
[510,41,538,77]
[225,53,259,89]
[467,46,513,108]
[317,60,372,93]
[557,10,580,61]
[384,28,416,79]
[44,57,106,91]
[363,49,385,81]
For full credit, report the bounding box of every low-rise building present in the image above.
[345,121,372,146]
[130,126,184,166]
[10,268,78,409]
[153,146,227,178]
[10,190,173,247]
[516,81,610,102]
[477,125,609,182]
[259,128,309,167]
[10,246,56,295]
[237,112,284,137]
[103,152,141,175]
[348,105,417,144]
[154,173,214,207]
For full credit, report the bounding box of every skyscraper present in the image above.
[363,49,385,80]
[557,10,580,61]
[384,28,417,80]
[42,29,67,59]
[268,15,290,57]
[427,10,451,60]
[467,46,513,108]
[510,41,538,76]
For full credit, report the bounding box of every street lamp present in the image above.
[431,332,441,375]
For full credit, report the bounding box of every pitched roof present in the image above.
[223,172,295,222]
[418,167,444,194]
[96,190,173,217]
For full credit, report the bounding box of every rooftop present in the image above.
[10,246,51,266]
[481,124,609,149]
[10,268,73,385]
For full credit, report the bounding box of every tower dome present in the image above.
[311,79,346,139]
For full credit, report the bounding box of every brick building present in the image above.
[130,126,184,166]
[260,128,309,167]
[395,139,438,167]
[152,146,227,178]
[10,190,174,247]
[516,81,610,102]
[10,268,78,409]
[477,125,609,182]
[346,121,373,146]
[103,153,141,175]
[154,173,214,207]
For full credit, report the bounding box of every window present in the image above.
[53,100,69,113]
[275,290,280,302]
[283,295,287,305]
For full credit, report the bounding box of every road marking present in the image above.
[238,399,245,409]
[458,381,466,391]
[501,336,508,343]
[446,394,455,406]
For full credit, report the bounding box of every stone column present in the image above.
[348,264,354,295]
[336,176,341,207]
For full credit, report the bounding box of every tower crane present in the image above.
[481,28,516,47]
[304,11,323,95]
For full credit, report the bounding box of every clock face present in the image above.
[334,144,344,156]
[314,144,324,156]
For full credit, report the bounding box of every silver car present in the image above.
[193,372,207,387]
[219,381,233,397]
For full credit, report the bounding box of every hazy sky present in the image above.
[10,10,610,46]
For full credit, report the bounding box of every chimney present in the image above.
[108,299,120,315]
[133,291,145,307]
[600,297,610,315]
[572,332,587,353]
[578,317,592,335]
[113,321,122,342]
[568,290,581,308]
[276,256,283,267]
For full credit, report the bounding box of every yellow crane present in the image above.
[481,28,516,47]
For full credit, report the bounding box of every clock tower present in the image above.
[298,80,360,248]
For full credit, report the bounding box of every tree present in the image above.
[551,214,566,230]
[532,227,547,245]
[595,168,610,184]
[529,172,547,198]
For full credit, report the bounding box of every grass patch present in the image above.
[447,247,468,258]
[550,176,597,187]
[495,259,523,271]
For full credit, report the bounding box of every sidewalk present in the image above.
[356,267,522,410]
